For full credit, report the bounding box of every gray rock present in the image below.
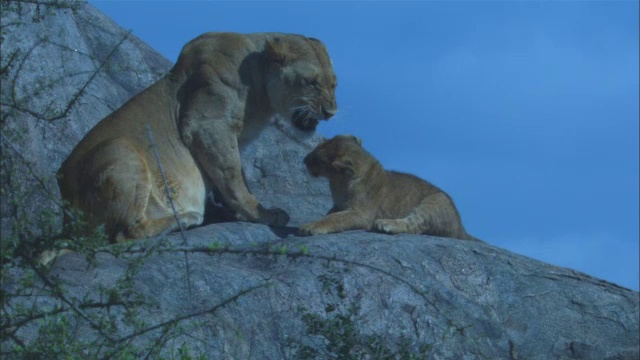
[240,119,332,227]
[3,224,639,359]
[1,2,637,359]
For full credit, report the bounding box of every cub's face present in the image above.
[265,36,338,132]
[304,135,363,178]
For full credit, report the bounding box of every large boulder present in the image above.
[1,2,638,359]
[3,223,639,359]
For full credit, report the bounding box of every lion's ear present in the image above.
[265,37,290,65]
[332,158,355,176]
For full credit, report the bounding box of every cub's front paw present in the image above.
[373,219,405,234]
[263,207,290,227]
[298,223,330,236]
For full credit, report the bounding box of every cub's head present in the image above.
[264,36,338,132]
[304,135,367,178]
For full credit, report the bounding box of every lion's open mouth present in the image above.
[292,109,320,132]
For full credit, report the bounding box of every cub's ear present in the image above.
[331,157,355,176]
[265,37,290,65]
[350,136,363,146]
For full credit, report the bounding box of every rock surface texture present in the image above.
[1,2,638,359]
[5,223,640,359]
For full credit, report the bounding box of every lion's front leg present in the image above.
[179,79,289,227]
[189,127,289,227]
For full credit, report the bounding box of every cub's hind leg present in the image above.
[374,192,466,238]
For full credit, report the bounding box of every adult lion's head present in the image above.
[264,36,338,132]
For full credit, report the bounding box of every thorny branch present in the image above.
[1,30,131,123]
[145,125,193,295]
[101,242,433,304]
[0,131,71,219]
[112,283,268,346]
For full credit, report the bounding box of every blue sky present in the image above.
[91,1,639,291]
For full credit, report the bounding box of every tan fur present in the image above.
[299,135,478,241]
[58,32,337,242]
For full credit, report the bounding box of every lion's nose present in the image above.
[321,106,336,120]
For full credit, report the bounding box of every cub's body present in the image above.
[300,135,477,240]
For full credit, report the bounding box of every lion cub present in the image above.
[299,135,478,241]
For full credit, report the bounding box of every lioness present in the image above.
[299,135,478,241]
[58,32,337,241]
